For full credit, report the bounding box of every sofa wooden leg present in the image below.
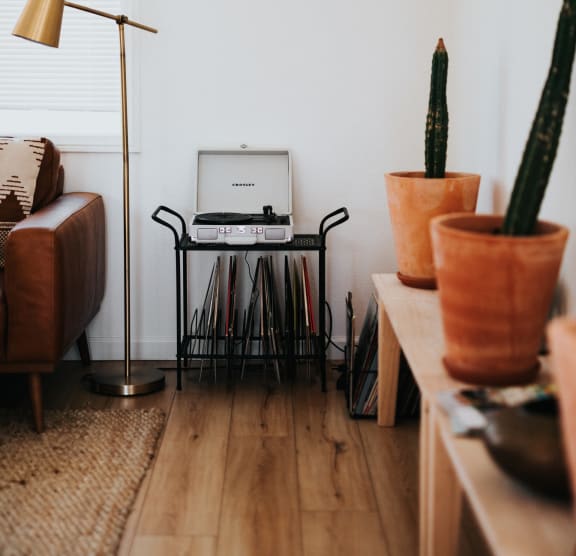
[28,373,44,433]
[76,330,91,366]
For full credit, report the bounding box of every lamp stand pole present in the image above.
[87,14,165,396]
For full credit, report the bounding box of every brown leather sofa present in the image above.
[0,138,105,432]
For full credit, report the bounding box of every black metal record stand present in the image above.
[152,206,349,392]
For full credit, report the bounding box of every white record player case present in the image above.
[190,147,294,244]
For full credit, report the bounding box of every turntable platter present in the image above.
[194,212,254,224]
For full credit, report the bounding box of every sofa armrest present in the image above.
[4,192,105,362]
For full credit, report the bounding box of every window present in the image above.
[0,0,138,152]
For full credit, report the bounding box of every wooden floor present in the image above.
[0,361,491,556]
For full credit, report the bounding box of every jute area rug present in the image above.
[0,408,165,556]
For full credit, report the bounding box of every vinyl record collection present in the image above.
[346,293,379,417]
[186,254,319,381]
[345,292,420,419]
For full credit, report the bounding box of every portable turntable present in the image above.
[190,148,293,244]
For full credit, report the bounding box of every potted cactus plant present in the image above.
[430,0,575,385]
[385,38,480,289]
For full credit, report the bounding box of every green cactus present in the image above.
[502,0,576,235]
[425,38,449,179]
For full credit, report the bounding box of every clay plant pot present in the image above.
[430,213,569,385]
[548,317,576,509]
[385,172,480,289]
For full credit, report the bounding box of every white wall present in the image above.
[450,0,576,312]
[61,0,576,359]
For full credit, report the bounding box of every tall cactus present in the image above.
[502,0,576,235]
[425,38,449,179]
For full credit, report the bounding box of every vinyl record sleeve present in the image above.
[292,259,301,344]
[284,256,294,337]
[242,257,262,356]
[302,256,315,335]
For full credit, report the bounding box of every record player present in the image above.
[190,147,293,244]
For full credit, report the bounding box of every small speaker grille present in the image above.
[197,228,218,240]
[265,228,286,240]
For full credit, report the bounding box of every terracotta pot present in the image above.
[385,172,480,289]
[548,317,576,509]
[430,213,569,385]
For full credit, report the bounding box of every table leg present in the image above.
[420,397,462,556]
[377,302,401,426]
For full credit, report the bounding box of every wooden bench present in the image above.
[372,273,575,556]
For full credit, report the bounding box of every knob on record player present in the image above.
[263,205,277,223]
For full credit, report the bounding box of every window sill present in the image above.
[0,109,140,153]
[46,134,141,153]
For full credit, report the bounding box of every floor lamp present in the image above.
[13,0,165,396]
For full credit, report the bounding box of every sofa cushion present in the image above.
[0,138,63,267]
[31,138,64,211]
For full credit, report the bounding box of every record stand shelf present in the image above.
[344,291,420,420]
[152,205,349,392]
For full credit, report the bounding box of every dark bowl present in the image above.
[482,398,571,500]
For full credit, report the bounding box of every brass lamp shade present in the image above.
[13,0,65,48]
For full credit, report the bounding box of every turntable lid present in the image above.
[195,148,292,215]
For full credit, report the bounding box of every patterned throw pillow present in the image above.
[0,138,46,267]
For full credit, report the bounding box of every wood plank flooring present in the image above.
[0,361,491,555]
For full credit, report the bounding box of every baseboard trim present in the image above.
[64,336,347,361]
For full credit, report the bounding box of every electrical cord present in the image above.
[244,251,255,284]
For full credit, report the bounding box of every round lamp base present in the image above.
[90,368,166,396]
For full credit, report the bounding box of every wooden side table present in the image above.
[372,273,575,556]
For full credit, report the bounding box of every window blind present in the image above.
[0,0,121,112]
